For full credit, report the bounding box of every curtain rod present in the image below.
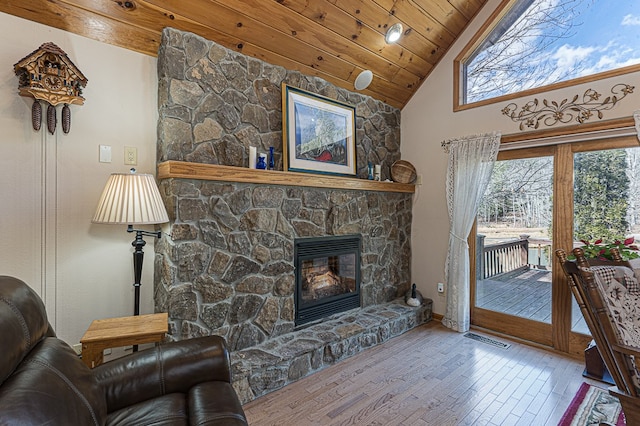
[499,124,638,151]
[441,131,501,151]
[499,112,640,151]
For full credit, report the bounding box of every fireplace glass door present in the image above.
[295,235,361,326]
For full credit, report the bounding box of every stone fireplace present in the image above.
[295,235,361,326]
[153,28,431,403]
[155,177,413,351]
[154,27,413,348]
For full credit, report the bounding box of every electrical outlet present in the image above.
[416,174,423,185]
[124,146,137,165]
[437,282,444,293]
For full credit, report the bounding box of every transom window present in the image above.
[456,0,640,108]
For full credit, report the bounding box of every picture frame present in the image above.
[282,84,357,176]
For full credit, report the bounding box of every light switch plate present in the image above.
[99,145,112,163]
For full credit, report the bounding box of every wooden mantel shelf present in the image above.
[157,161,415,193]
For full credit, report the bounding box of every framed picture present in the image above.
[282,84,356,176]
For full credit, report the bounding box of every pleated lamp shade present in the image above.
[92,172,169,225]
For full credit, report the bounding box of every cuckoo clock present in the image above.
[14,42,88,134]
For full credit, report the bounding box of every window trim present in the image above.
[500,116,637,147]
[454,0,640,112]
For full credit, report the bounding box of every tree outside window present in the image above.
[463,0,640,105]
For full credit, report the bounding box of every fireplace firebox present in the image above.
[294,235,361,326]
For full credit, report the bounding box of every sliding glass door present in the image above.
[472,147,555,347]
[472,136,640,355]
[571,146,640,335]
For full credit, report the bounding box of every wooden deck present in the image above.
[476,267,589,335]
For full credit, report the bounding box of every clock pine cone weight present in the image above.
[47,104,56,135]
[62,104,71,134]
[31,100,42,131]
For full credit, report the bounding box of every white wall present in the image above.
[402,0,640,316]
[0,12,158,345]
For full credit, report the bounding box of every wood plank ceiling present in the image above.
[0,0,487,108]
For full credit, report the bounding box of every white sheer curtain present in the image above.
[634,110,640,142]
[442,132,501,332]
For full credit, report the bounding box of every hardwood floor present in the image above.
[243,321,605,425]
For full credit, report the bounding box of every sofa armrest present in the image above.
[93,335,231,412]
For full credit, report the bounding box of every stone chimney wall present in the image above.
[154,28,412,351]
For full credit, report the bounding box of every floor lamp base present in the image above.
[128,225,162,351]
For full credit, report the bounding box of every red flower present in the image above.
[624,237,635,245]
[594,239,603,244]
[580,239,590,246]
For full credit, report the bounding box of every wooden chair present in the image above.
[556,247,640,424]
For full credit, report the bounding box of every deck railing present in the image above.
[476,235,552,280]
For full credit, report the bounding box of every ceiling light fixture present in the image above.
[385,23,403,44]
[354,70,373,91]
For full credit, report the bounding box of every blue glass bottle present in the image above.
[268,147,275,170]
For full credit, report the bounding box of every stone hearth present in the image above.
[231,299,432,403]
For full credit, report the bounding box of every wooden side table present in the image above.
[80,312,168,368]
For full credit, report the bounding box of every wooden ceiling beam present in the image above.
[0,0,160,56]
[57,0,248,54]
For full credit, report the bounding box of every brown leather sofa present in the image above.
[0,276,248,425]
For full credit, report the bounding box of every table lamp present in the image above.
[92,168,169,316]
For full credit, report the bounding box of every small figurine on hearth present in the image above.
[405,283,423,307]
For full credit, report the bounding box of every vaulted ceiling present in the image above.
[1,0,487,108]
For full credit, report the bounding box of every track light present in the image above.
[385,23,403,44]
